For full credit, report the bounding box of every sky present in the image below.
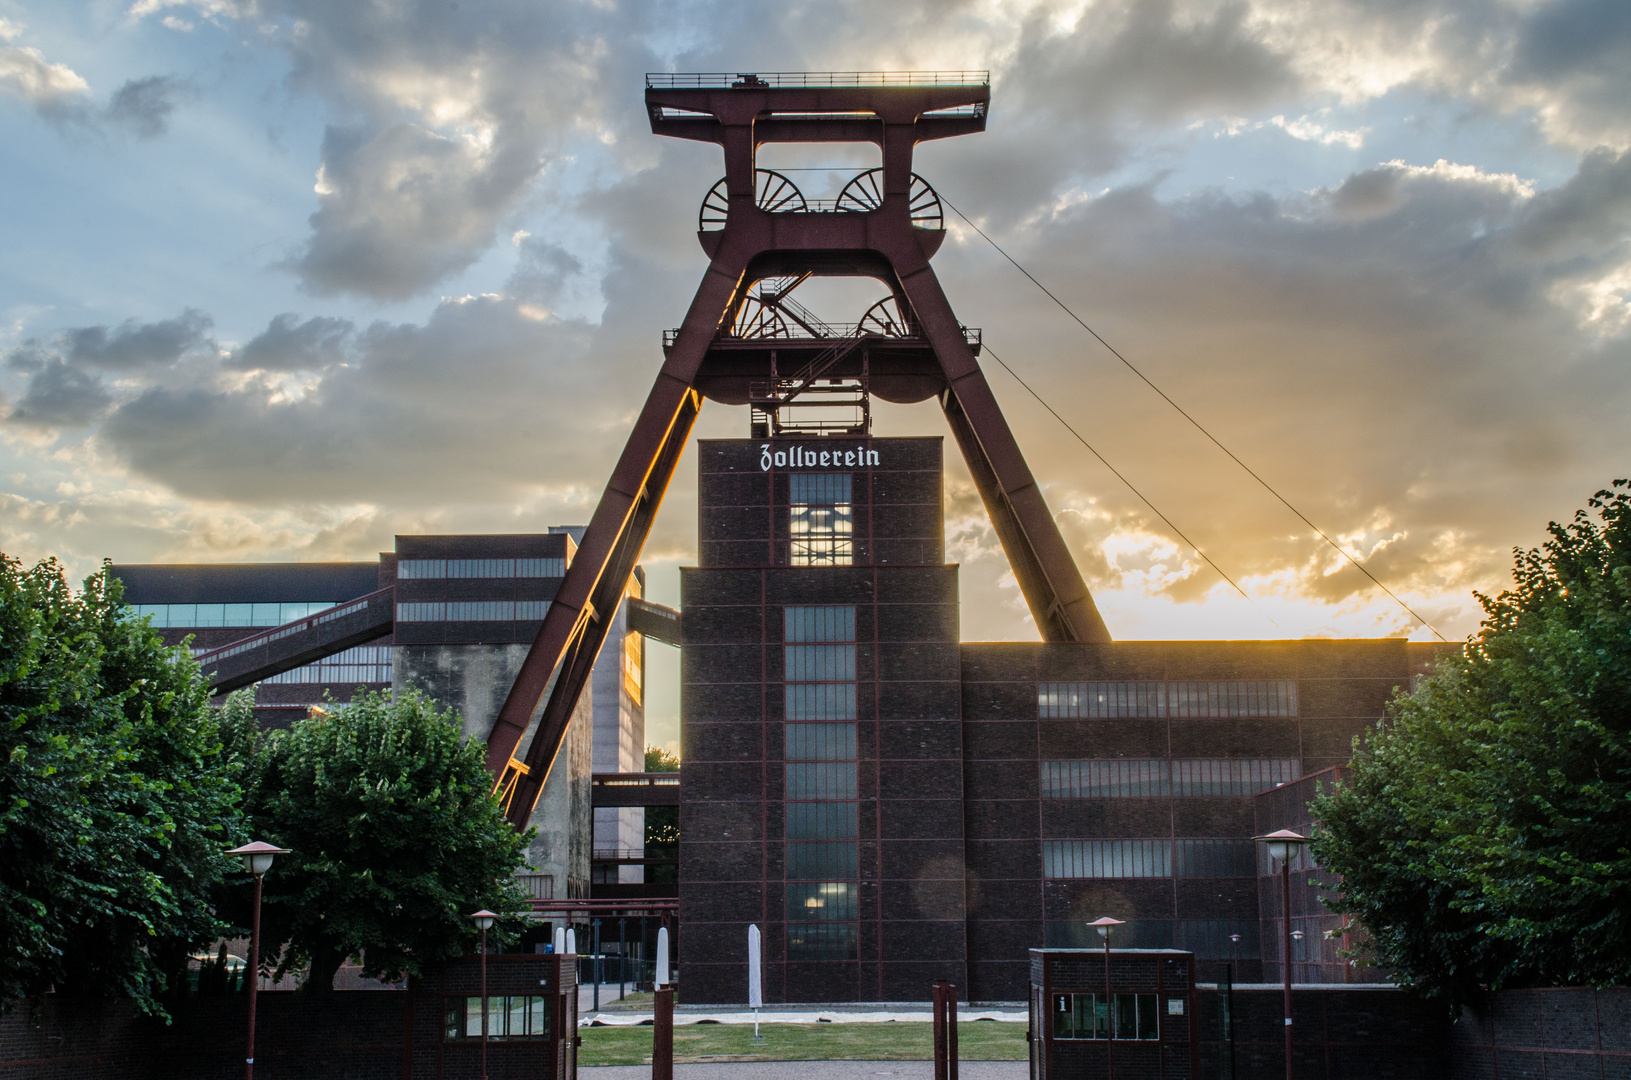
[1,0,1628,754]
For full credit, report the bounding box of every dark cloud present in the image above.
[104,75,185,139]
[67,309,213,369]
[101,295,614,504]
[228,313,354,371]
[507,237,583,306]
[5,359,112,428]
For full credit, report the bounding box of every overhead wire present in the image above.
[981,341,1277,627]
[940,193,1448,642]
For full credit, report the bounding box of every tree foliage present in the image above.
[0,556,237,1012]
[1313,481,1631,1000]
[228,689,531,992]
[642,745,679,884]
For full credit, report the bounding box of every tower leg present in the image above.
[485,258,745,825]
[897,265,1110,643]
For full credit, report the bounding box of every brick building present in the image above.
[679,435,1438,1004]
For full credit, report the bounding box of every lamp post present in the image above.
[226,841,289,1080]
[1254,830,1309,1080]
[471,909,498,1080]
[1089,916,1124,1079]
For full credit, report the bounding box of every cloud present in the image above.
[99,294,616,504]
[5,359,112,428]
[0,19,91,125]
[227,313,353,371]
[66,309,214,369]
[506,236,583,307]
[104,75,186,139]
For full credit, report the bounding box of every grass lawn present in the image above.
[579,1020,1029,1065]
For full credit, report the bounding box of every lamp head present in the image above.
[1088,915,1125,941]
[471,909,499,931]
[1252,829,1310,866]
[226,840,290,877]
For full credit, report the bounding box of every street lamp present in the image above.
[1089,917,1124,1079]
[1254,829,1309,1080]
[226,841,289,1080]
[471,910,498,1080]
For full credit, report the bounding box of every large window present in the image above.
[784,604,859,960]
[399,558,565,579]
[1050,993,1160,1040]
[128,601,339,629]
[395,601,550,622]
[443,995,551,1041]
[260,645,392,685]
[1038,680,1297,719]
[1043,838,1257,879]
[789,473,853,566]
[1041,758,1301,798]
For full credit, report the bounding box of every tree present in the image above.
[233,689,531,991]
[643,745,679,885]
[1314,480,1631,1000]
[0,556,238,1013]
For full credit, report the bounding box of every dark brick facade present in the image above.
[682,437,965,1004]
[679,435,1424,1006]
[1450,987,1631,1078]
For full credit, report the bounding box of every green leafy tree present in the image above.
[0,556,237,1013]
[643,745,679,884]
[234,689,531,992]
[1314,481,1631,1000]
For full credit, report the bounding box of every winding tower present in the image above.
[485,71,1112,826]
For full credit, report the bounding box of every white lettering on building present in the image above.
[759,444,880,471]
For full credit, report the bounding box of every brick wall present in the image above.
[1450,987,1631,1077]
[1,954,573,1080]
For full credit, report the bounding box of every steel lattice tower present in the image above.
[486,71,1111,826]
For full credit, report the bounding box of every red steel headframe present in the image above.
[486,72,1111,828]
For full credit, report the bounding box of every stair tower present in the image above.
[486,71,1112,826]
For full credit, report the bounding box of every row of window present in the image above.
[398,558,565,580]
[1038,680,1298,719]
[1051,993,1168,1041]
[259,645,393,685]
[443,995,551,1041]
[395,601,551,622]
[785,604,860,962]
[129,601,340,629]
[1042,838,1259,879]
[1041,758,1301,798]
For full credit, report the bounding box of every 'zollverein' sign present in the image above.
[760,444,880,471]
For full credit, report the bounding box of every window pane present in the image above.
[784,605,856,643]
[786,881,857,921]
[445,997,465,1040]
[790,473,852,504]
[785,683,857,721]
[786,802,858,840]
[785,723,857,762]
[465,996,483,1038]
[1053,994,1074,1039]
[530,996,549,1039]
[786,842,858,880]
[785,644,856,682]
[785,762,857,801]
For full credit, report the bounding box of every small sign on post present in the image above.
[748,925,763,1039]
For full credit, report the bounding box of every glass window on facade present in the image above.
[784,604,859,961]
[789,473,853,566]
[128,601,339,629]
[1050,993,1159,1040]
[443,995,551,1040]
[1038,680,1298,719]
[1040,758,1302,798]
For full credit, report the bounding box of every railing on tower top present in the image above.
[663,325,981,347]
[646,71,990,89]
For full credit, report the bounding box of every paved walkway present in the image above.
[575,987,1028,1026]
[582,1063,1027,1080]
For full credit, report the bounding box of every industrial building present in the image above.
[111,529,648,902]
